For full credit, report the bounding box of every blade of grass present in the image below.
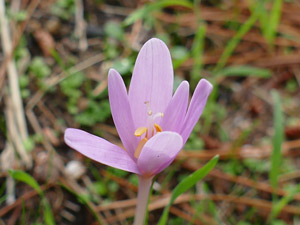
[43,198,56,225]
[191,24,206,89]
[21,200,26,225]
[9,170,55,225]
[202,85,218,133]
[157,155,219,225]
[264,0,283,46]
[253,0,267,35]
[269,91,284,190]
[123,0,193,26]
[190,0,206,89]
[269,184,300,222]
[204,4,261,133]
[216,66,272,78]
[214,5,260,72]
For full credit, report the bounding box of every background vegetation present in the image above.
[0,0,300,224]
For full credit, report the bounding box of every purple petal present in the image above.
[128,38,174,128]
[180,79,213,144]
[64,128,140,174]
[108,69,138,158]
[137,131,183,176]
[160,81,189,133]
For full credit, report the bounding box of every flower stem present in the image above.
[133,176,153,225]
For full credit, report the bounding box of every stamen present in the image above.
[154,123,162,133]
[153,112,164,120]
[134,138,148,158]
[134,127,148,137]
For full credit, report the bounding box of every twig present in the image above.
[75,0,87,51]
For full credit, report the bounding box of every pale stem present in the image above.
[133,176,153,225]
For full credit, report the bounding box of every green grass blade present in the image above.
[158,155,219,225]
[42,198,55,225]
[269,184,300,221]
[255,1,268,36]
[214,6,259,72]
[269,91,284,190]
[216,66,272,78]
[123,0,193,26]
[191,24,206,88]
[21,200,26,225]
[265,0,283,45]
[190,0,206,88]
[9,170,42,195]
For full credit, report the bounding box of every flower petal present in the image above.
[108,69,138,158]
[160,81,189,133]
[180,79,213,144]
[128,38,174,128]
[65,128,140,174]
[137,131,183,176]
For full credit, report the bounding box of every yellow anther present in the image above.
[134,138,148,158]
[154,123,163,133]
[134,127,148,137]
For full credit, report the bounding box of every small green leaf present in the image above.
[9,170,55,225]
[112,58,132,74]
[29,57,51,79]
[9,170,42,195]
[171,46,189,60]
[104,21,124,41]
[158,155,219,225]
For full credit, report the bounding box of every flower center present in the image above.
[133,101,163,158]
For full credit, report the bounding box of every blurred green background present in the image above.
[0,0,300,224]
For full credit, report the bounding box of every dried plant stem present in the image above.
[1,143,15,205]
[6,94,32,168]
[0,0,39,92]
[6,176,15,205]
[133,176,153,225]
[75,0,87,51]
[0,0,28,141]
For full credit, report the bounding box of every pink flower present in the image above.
[64,38,212,177]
